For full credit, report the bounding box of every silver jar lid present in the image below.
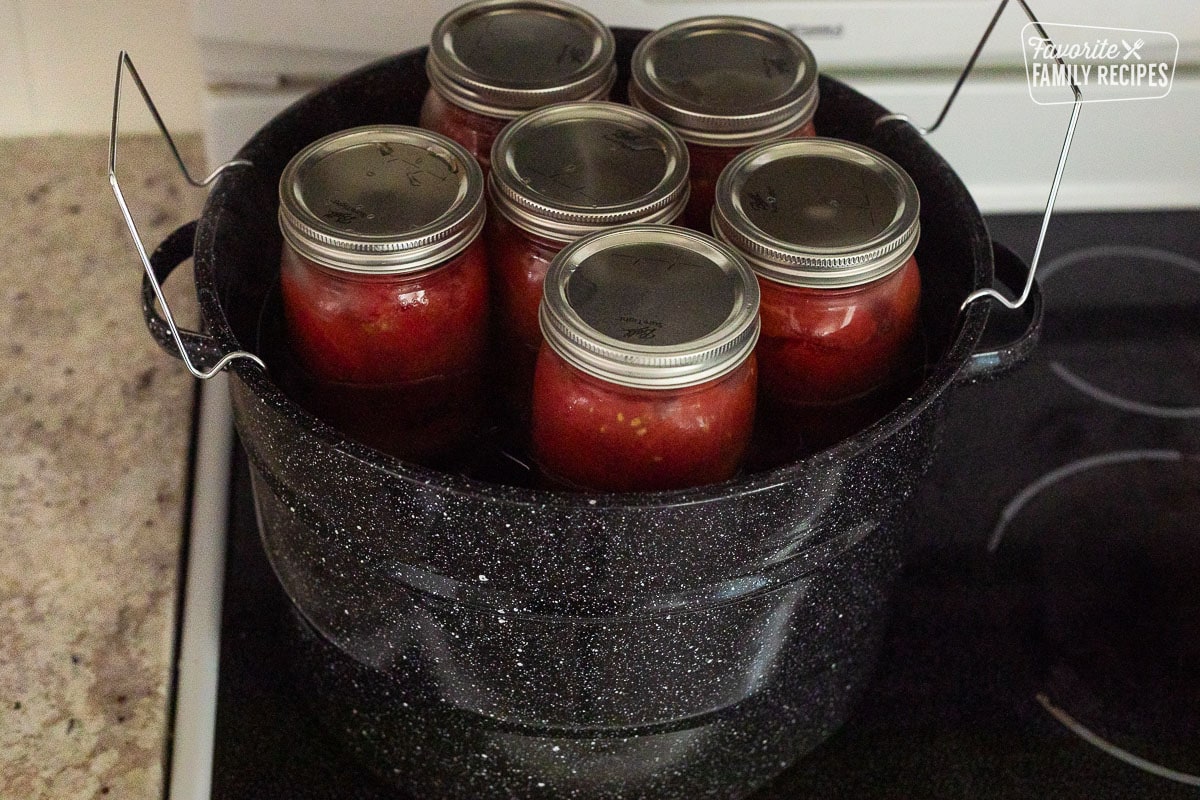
[712,138,921,289]
[426,0,617,119]
[278,125,485,274]
[488,102,690,242]
[628,16,819,147]
[539,226,760,389]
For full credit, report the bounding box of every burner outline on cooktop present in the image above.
[988,448,1200,789]
[1036,694,1200,788]
[986,449,1185,553]
[1040,245,1200,419]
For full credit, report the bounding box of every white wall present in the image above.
[1,0,203,136]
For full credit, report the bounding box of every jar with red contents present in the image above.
[419,0,616,174]
[712,137,922,453]
[531,226,761,492]
[277,125,489,465]
[628,16,819,231]
[486,101,690,416]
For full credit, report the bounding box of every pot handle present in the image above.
[140,220,266,375]
[875,0,1083,314]
[955,240,1044,384]
[109,50,264,379]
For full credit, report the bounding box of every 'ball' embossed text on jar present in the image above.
[277,125,489,464]
[486,100,690,412]
[419,0,617,174]
[712,137,922,411]
[531,226,761,492]
[628,16,819,231]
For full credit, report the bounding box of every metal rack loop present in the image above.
[874,0,1084,312]
[108,50,264,379]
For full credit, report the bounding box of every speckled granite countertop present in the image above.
[1,135,205,799]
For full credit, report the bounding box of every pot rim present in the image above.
[194,40,992,511]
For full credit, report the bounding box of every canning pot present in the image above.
[138,29,1041,800]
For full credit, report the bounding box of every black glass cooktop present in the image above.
[201,211,1200,799]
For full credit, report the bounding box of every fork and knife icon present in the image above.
[1121,38,1145,60]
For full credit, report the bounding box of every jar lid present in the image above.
[628,16,819,147]
[712,138,921,288]
[426,0,617,119]
[488,102,691,242]
[278,125,485,274]
[539,226,760,389]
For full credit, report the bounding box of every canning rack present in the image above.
[107,52,263,379]
[872,0,1083,313]
[108,0,1082,380]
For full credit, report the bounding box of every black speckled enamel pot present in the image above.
[143,29,1040,800]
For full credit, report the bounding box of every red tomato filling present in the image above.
[530,346,758,492]
[279,239,490,463]
[484,212,570,417]
[755,255,921,407]
[418,89,511,175]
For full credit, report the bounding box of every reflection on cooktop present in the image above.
[205,211,1200,800]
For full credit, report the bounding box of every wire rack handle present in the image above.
[108,50,264,379]
[875,0,1084,312]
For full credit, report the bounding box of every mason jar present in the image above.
[531,226,761,492]
[419,0,616,174]
[712,137,922,414]
[628,16,819,231]
[486,101,690,415]
[277,125,489,464]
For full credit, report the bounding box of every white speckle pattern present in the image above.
[200,32,994,800]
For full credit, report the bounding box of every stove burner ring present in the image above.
[1036,694,1200,788]
[986,449,1185,553]
[1041,245,1200,419]
[989,449,1200,788]
[1049,362,1200,419]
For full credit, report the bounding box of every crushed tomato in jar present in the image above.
[712,136,922,452]
[531,226,761,493]
[419,0,616,174]
[486,101,690,417]
[276,125,489,465]
[628,16,819,231]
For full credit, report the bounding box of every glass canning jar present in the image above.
[712,137,922,410]
[419,0,616,174]
[531,226,761,492]
[277,125,489,464]
[628,16,819,231]
[486,101,690,414]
